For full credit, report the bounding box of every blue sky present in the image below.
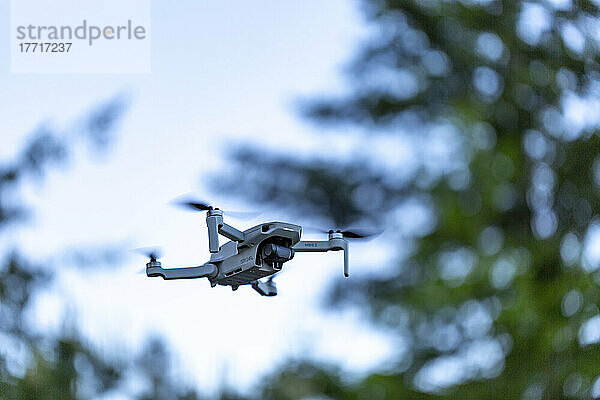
[1,0,398,395]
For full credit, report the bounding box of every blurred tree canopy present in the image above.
[0,97,242,400]
[215,0,600,398]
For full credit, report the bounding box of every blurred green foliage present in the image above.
[0,97,237,400]
[216,0,600,398]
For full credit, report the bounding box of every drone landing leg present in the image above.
[147,263,218,280]
[251,279,277,296]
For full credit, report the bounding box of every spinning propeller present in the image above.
[133,247,162,274]
[175,200,213,211]
[134,246,162,261]
[171,195,260,220]
[307,226,382,240]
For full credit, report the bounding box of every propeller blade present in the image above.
[170,194,260,220]
[133,246,162,261]
[302,225,382,240]
[170,194,212,211]
[184,202,212,211]
[340,228,382,239]
[171,198,212,212]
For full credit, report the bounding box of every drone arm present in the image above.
[342,240,349,277]
[219,223,245,242]
[206,212,245,253]
[147,262,218,280]
[206,215,221,252]
[293,238,349,277]
[293,241,331,252]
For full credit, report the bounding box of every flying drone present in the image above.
[141,197,377,296]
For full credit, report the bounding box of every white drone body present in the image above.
[145,205,355,297]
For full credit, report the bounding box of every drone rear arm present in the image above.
[146,262,218,280]
[293,239,349,277]
[206,211,245,252]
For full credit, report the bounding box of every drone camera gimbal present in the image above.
[261,243,294,270]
